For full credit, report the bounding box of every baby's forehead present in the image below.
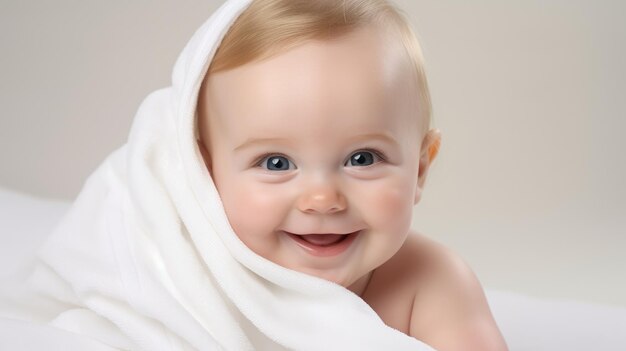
[201,27,419,134]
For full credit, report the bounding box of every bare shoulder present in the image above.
[406,231,509,351]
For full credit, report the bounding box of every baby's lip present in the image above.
[284,230,362,257]
[282,230,360,236]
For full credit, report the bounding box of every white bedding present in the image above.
[1,186,625,350]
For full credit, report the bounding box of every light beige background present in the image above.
[1,1,624,307]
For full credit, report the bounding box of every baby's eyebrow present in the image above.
[234,137,291,152]
[347,133,399,146]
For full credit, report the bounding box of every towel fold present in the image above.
[3,1,435,349]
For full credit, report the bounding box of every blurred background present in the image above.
[1,0,624,307]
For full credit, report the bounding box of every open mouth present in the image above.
[298,233,348,246]
[284,231,361,257]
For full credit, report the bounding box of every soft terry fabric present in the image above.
[1,1,435,350]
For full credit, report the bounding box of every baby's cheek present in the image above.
[360,179,414,233]
[220,181,286,240]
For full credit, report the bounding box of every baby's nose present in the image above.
[296,185,347,214]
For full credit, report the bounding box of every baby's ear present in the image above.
[414,129,441,205]
[197,139,213,174]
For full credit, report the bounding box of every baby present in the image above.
[196,0,507,350]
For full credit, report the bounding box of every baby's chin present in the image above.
[274,257,371,293]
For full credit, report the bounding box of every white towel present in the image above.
[4,1,436,350]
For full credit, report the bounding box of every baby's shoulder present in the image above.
[399,230,471,283]
[403,231,508,350]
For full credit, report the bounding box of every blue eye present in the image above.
[261,155,293,171]
[346,151,379,167]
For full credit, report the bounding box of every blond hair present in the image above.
[207,0,432,133]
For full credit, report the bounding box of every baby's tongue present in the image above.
[301,234,345,246]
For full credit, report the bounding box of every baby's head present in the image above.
[196,0,441,294]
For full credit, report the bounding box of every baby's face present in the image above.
[198,26,424,292]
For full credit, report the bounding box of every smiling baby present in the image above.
[196,0,507,350]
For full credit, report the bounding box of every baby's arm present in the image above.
[408,242,508,351]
